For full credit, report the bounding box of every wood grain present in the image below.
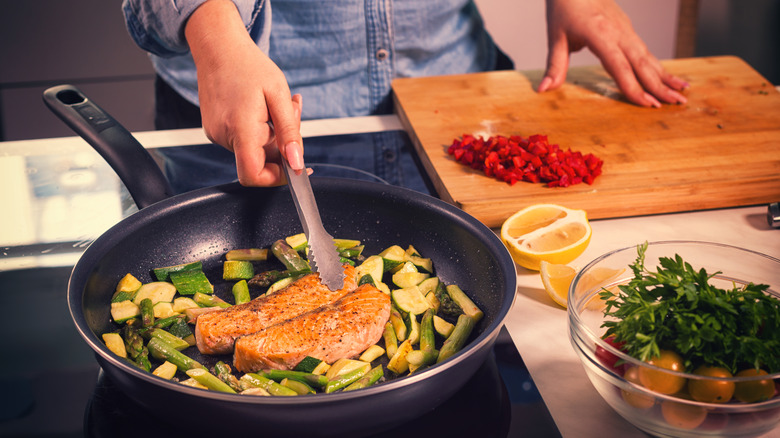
[392,56,780,227]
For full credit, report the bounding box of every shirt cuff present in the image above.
[122,0,267,57]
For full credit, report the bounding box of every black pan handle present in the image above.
[43,84,174,209]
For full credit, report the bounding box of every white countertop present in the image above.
[2,115,778,437]
[504,205,780,437]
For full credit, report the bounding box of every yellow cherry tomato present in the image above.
[621,366,655,409]
[639,350,687,395]
[688,366,735,403]
[661,400,708,430]
[734,369,775,403]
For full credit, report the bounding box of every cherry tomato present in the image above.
[734,369,775,403]
[621,366,655,409]
[661,400,708,430]
[596,335,625,375]
[688,366,735,403]
[639,349,687,395]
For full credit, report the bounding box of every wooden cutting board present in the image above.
[392,56,780,228]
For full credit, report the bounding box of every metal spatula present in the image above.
[281,153,345,291]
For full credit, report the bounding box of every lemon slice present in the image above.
[539,261,577,308]
[500,204,592,270]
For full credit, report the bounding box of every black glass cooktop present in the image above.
[0,266,559,438]
[83,328,559,438]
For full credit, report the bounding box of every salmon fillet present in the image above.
[195,265,357,355]
[233,284,391,372]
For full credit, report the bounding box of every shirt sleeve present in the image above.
[122,0,270,57]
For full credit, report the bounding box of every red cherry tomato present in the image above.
[595,335,626,375]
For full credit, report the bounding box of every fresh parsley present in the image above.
[600,242,780,374]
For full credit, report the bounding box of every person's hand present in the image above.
[185,0,304,186]
[538,0,689,107]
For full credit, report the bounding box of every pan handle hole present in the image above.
[56,89,86,106]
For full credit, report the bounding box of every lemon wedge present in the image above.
[539,261,577,308]
[500,204,592,270]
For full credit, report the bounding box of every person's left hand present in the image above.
[538,0,689,107]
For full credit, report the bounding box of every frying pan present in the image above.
[44,84,517,437]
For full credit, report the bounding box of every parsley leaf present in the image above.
[600,242,779,373]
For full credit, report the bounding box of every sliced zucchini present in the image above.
[333,238,361,250]
[179,377,208,389]
[375,281,391,295]
[325,358,370,380]
[111,300,140,324]
[358,344,386,363]
[223,260,254,280]
[387,339,413,374]
[379,245,406,272]
[445,285,483,322]
[294,356,324,373]
[391,261,429,288]
[111,273,142,302]
[417,277,440,296]
[172,296,200,313]
[133,282,177,305]
[285,233,308,252]
[152,361,178,380]
[170,269,214,296]
[404,245,422,258]
[167,318,195,344]
[408,255,433,274]
[433,315,455,338]
[425,290,441,312]
[225,248,268,261]
[392,286,431,315]
[102,332,127,358]
[153,261,203,282]
[311,361,331,376]
[266,276,295,295]
[153,302,176,319]
[355,255,384,286]
[389,307,407,342]
[405,312,420,345]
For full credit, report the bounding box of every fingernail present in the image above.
[644,92,662,108]
[673,91,688,105]
[538,76,552,92]
[285,141,304,171]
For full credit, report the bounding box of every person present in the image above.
[122,0,689,194]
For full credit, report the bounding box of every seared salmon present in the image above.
[195,265,357,355]
[233,284,391,372]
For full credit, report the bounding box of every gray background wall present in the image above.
[1,0,778,142]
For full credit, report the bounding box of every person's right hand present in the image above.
[185,0,304,186]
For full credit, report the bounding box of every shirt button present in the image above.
[375,49,389,61]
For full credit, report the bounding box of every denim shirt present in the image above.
[122,0,496,120]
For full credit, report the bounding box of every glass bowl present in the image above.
[568,241,780,437]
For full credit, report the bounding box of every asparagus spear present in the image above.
[147,337,203,371]
[383,322,398,359]
[343,365,384,391]
[139,298,155,327]
[240,373,298,396]
[436,314,475,364]
[214,361,246,392]
[271,240,311,272]
[122,326,152,371]
[262,369,328,388]
[325,363,371,393]
[185,368,237,393]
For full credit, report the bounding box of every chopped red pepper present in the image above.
[447,134,603,187]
